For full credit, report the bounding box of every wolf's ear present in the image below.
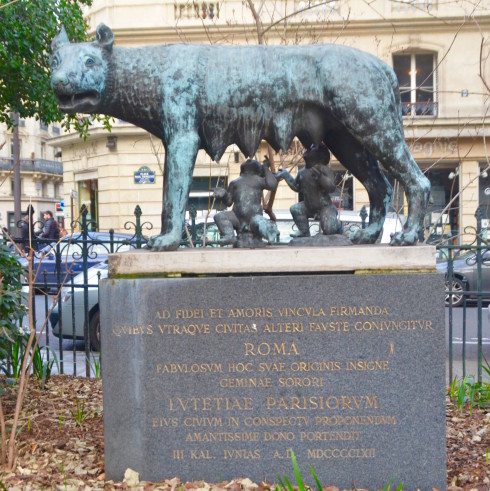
[52,26,69,51]
[96,23,114,52]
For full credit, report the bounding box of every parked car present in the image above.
[436,250,490,306]
[273,209,406,244]
[18,231,143,290]
[49,260,108,351]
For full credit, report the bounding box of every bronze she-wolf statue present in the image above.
[50,24,430,250]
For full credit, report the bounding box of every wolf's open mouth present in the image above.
[57,91,100,109]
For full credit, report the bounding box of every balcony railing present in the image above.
[392,0,437,13]
[174,1,219,20]
[402,101,438,117]
[0,157,63,175]
[294,0,341,16]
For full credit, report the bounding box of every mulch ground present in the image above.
[0,376,489,490]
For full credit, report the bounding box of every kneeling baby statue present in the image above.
[213,159,278,247]
[276,144,341,237]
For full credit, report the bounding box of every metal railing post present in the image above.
[448,250,454,384]
[475,208,483,383]
[462,278,468,378]
[134,205,143,249]
[80,205,91,377]
[109,228,115,254]
[189,206,197,244]
[70,273,77,376]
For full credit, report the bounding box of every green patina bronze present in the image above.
[50,23,430,251]
[213,159,278,248]
[276,144,342,238]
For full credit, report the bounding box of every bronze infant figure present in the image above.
[213,159,278,247]
[276,144,341,238]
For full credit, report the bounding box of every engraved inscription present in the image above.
[112,298,435,469]
[308,448,376,459]
[265,395,378,411]
[224,449,261,459]
[157,363,223,374]
[244,342,300,356]
[169,397,253,412]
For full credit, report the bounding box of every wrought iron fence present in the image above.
[2,205,151,377]
[3,205,489,382]
[436,208,490,384]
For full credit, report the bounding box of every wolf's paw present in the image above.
[349,226,379,244]
[218,236,237,246]
[148,233,181,251]
[389,230,418,246]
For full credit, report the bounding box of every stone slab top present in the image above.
[108,244,437,276]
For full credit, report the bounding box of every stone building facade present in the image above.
[51,0,490,243]
[0,119,63,235]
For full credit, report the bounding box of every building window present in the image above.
[424,168,459,241]
[42,181,48,198]
[188,176,226,214]
[478,164,490,216]
[10,138,21,157]
[10,177,23,196]
[52,125,60,135]
[393,52,437,117]
[78,179,99,231]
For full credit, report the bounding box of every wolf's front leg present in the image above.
[149,134,199,251]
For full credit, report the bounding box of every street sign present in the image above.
[134,166,156,184]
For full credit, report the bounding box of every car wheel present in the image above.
[445,277,465,307]
[89,309,101,352]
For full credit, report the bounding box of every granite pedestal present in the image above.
[101,246,446,490]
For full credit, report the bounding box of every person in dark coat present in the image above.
[38,210,59,241]
[20,205,36,252]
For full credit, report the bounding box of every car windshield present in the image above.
[447,249,490,263]
[445,250,474,261]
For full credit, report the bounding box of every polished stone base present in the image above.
[101,248,445,490]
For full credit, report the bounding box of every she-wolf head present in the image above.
[50,24,114,114]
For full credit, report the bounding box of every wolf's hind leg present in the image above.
[325,130,392,244]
